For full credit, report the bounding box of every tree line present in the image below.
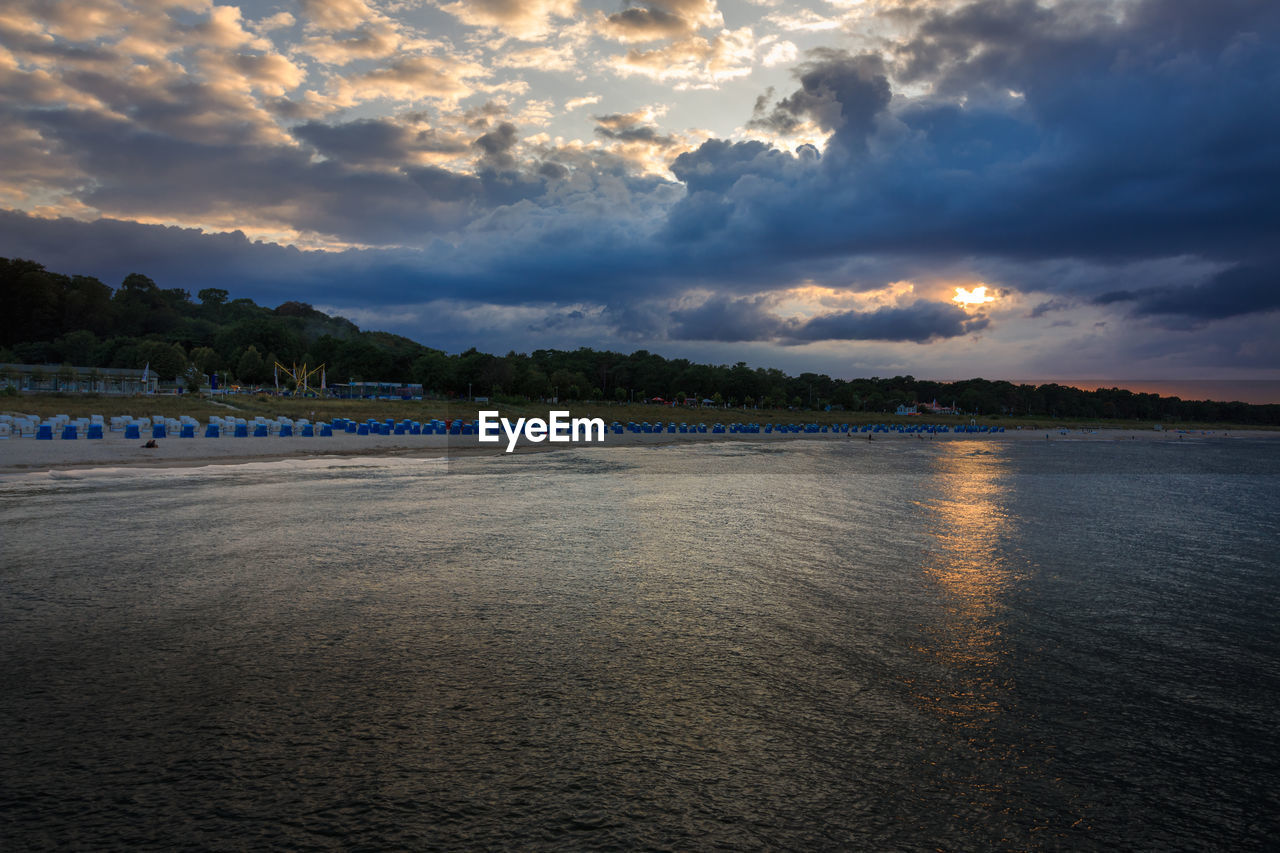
[2,257,1276,424]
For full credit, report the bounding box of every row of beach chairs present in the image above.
[1,413,1008,440]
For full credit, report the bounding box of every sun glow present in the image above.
[953,285,996,306]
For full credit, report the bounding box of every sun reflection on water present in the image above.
[905,442,1071,840]
[914,444,1014,720]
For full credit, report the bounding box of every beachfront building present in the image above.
[0,363,159,395]
[896,399,959,416]
[332,380,425,399]
[920,399,959,415]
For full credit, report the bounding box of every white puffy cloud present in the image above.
[297,0,385,33]
[297,23,405,64]
[328,52,491,106]
[608,26,759,88]
[761,38,798,67]
[190,5,271,50]
[436,0,578,41]
[599,0,725,43]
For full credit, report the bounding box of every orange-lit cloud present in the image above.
[953,285,995,307]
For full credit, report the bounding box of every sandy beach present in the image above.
[0,423,1272,475]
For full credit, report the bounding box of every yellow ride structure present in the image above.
[273,361,327,396]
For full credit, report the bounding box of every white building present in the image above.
[0,363,159,395]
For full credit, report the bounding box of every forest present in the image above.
[3,257,1277,424]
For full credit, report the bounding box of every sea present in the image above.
[1,437,1277,851]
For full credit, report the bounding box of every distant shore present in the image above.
[1,425,1274,476]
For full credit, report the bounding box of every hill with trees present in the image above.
[2,257,1276,424]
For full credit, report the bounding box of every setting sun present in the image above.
[953,285,996,306]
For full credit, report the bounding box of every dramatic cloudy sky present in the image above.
[2,0,1278,394]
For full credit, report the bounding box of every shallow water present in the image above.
[1,439,1278,850]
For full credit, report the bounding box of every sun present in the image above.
[953,285,996,306]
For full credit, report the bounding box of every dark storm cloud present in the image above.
[468,123,562,206]
[537,161,569,180]
[787,302,988,344]
[593,113,680,147]
[669,139,795,194]
[883,0,1280,263]
[1028,297,1071,318]
[0,209,319,298]
[293,119,469,167]
[0,207,669,309]
[461,101,508,131]
[472,122,520,171]
[660,140,800,244]
[667,294,986,344]
[13,105,563,246]
[604,7,687,40]
[668,295,784,342]
[527,307,591,333]
[657,0,1280,297]
[16,107,487,245]
[5,0,1280,359]
[1094,263,1280,324]
[748,50,891,151]
[601,0,719,40]
[404,166,482,202]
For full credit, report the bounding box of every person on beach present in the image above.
[143,439,158,448]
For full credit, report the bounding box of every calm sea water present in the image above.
[1,438,1278,851]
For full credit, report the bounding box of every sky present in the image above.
[2,0,1278,399]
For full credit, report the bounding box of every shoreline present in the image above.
[1,426,1274,476]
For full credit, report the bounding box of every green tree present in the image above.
[0,260,60,346]
[236,346,267,385]
[169,343,189,381]
[13,341,51,363]
[726,361,757,404]
[55,329,98,366]
[214,317,301,364]
[130,341,186,383]
[64,275,115,337]
[264,352,281,388]
[113,273,179,336]
[549,369,575,396]
[189,346,219,376]
[182,364,202,394]
[519,366,551,399]
[336,339,391,382]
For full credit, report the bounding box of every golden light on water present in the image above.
[953,285,996,306]
[909,443,1029,818]
[913,443,1015,728]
